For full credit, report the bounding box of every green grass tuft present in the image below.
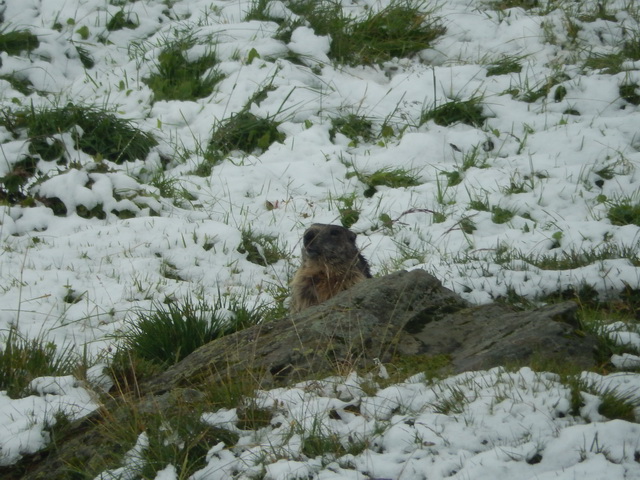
[432,385,468,414]
[622,35,640,61]
[106,10,138,31]
[206,111,285,165]
[0,326,79,398]
[335,193,361,228]
[619,83,640,105]
[244,0,276,22]
[607,202,640,226]
[0,29,39,55]
[112,296,264,372]
[136,407,239,479]
[420,97,487,127]
[583,52,627,75]
[143,37,223,102]
[596,387,639,421]
[488,0,540,10]
[486,57,523,77]
[237,228,288,266]
[329,113,374,145]
[0,73,35,95]
[519,71,570,103]
[349,167,421,198]
[468,198,490,212]
[0,104,157,164]
[0,156,39,204]
[75,45,95,69]
[491,205,515,224]
[523,244,640,270]
[299,419,369,458]
[286,0,445,65]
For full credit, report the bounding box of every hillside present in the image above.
[0,0,639,478]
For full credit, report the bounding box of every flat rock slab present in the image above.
[404,301,597,372]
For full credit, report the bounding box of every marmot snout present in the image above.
[290,223,371,313]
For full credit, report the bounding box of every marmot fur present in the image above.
[290,223,371,313]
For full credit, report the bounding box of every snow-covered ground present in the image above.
[0,0,639,477]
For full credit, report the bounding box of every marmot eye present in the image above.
[304,231,316,244]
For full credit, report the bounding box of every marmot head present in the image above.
[301,223,364,269]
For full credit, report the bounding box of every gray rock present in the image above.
[140,269,471,394]
[140,269,596,394]
[406,301,597,372]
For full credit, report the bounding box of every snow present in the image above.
[0,0,639,477]
[194,368,640,479]
[0,375,98,467]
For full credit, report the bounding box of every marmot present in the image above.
[290,223,371,313]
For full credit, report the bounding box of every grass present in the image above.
[204,111,285,168]
[299,418,369,458]
[143,35,223,102]
[0,156,39,204]
[581,30,640,75]
[595,386,639,421]
[0,29,39,55]
[0,103,157,164]
[0,326,80,398]
[607,200,640,227]
[148,171,197,207]
[521,244,640,271]
[386,353,453,384]
[518,71,570,103]
[107,10,138,31]
[329,113,375,146]
[486,57,523,77]
[129,402,239,480]
[431,385,468,414]
[619,83,640,105]
[75,45,95,69]
[111,295,265,373]
[334,193,361,228]
[488,0,541,10]
[0,73,35,95]
[51,389,242,480]
[491,205,515,224]
[420,97,487,127]
[283,0,446,65]
[237,228,288,266]
[348,167,422,198]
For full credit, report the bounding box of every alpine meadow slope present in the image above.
[0,0,639,478]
